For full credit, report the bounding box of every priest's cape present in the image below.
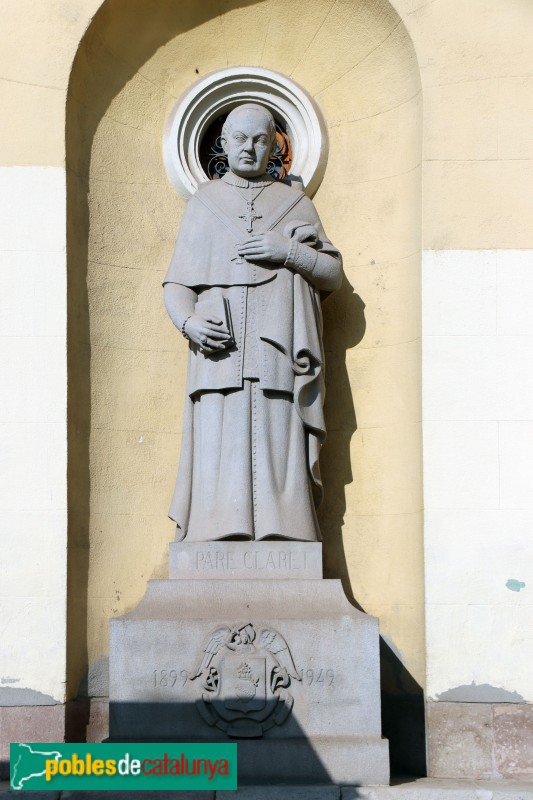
[163,176,341,542]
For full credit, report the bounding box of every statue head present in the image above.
[220,103,277,178]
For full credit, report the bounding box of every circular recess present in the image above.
[163,66,329,200]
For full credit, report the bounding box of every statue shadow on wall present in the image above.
[319,276,427,778]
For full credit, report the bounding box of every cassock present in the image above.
[163,171,342,542]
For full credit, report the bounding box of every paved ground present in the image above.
[2,778,533,799]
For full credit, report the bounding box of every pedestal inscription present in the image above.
[169,542,322,580]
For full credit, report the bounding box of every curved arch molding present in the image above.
[163,67,329,200]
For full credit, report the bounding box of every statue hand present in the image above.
[237,231,290,264]
[184,313,232,354]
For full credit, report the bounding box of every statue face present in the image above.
[221,110,275,178]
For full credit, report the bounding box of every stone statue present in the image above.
[163,103,342,542]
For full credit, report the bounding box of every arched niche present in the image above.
[66,0,423,766]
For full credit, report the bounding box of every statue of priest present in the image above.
[163,103,343,542]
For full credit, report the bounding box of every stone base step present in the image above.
[353,779,533,800]
[2,779,533,799]
[224,781,533,800]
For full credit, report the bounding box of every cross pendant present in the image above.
[239,201,262,233]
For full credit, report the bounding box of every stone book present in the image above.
[195,292,235,349]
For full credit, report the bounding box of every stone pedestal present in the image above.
[109,543,389,785]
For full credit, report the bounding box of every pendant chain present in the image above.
[230,183,269,234]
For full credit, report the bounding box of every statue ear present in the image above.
[220,135,228,155]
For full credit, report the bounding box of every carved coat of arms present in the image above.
[189,623,300,738]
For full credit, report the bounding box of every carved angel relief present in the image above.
[189,623,300,738]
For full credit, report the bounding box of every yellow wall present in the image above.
[66,0,424,697]
[3,0,530,704]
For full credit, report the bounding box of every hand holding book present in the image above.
[185,295,235,354]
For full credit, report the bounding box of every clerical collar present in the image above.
[222,171,275,189]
